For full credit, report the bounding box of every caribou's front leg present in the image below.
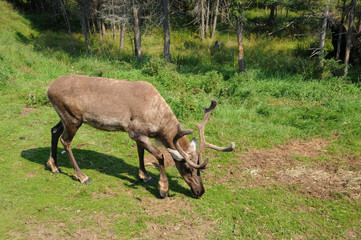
[133,135,169,198]
[136,143,154,183]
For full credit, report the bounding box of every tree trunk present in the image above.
[112,0,116,41]
[119,7,127,50]
[98,18,103,48]
[237,14,245,73]
[101,19,106,36]
[200,0,205,41]
[344,0,357,75]
[92,16,96,34]
[211,0,219,39]
[120,21,126,49]
[336,0,347,60]
[51,0,60,23]
[268,3,276,25]
[59,0,76,54]
[319,0,329,66]
[133,0,142,60]
[357,7,361,33]
[163,0,171,62]
[79,5,92,55]
[205,0,210,37]
[87,19,92,38]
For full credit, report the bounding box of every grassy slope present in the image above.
[0,2,360,239]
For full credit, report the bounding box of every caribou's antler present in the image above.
[172,100,234,170]
[196,100,235,165]
[174,124,209,169]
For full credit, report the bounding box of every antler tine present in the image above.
[204,142,236,152]
[174,123,208,169]
[196,100,218,154]
[174,123,193,142]
[196,100,235,157]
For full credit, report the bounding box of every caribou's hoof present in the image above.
[83,178,92,185]
[46,161,61,174]
[75,176,92,185]
[143,176,155,184]
[159,190,169,198]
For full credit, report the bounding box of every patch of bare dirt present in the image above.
[21,107,36,117]
[9,220,66,240]
[90,186,117,200]
[10,212,117,239]
[135,197,215,240]
[218,138,361,199]
[26,173,37,178]
[70,211,117,239]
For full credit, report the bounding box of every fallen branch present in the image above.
[268,21,294,36]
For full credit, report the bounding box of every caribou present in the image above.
[46,75,234,198]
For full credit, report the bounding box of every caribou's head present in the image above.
[168,100,235,198]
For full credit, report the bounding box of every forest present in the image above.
[8,0,361,77]
[1,0,361,239]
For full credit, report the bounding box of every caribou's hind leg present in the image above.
[47,121,64,173]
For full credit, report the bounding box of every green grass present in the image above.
[1,1,361,239]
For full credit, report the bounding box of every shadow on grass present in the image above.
[20,147,193,199]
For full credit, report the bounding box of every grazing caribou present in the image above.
[46,75,234,198]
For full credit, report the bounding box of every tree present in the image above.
[344,0,357,75]
[318,0,330,66]
[133,0,142,60]
[163,0,171,62]
[200,0,205,41]
[211,0,220,39]
[336,0,347,60]
[119,9,127,50]
[58,0,76,54]
[78,0,92,55]
[267,0,281,25]
[231,0,245,73]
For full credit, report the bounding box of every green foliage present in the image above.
[25,90,50,107]
[301,58,346,81]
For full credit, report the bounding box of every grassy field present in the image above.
[1,1,361,239]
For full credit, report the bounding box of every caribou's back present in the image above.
[47,75,175,134]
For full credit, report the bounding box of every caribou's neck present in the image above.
[160,117,190,151]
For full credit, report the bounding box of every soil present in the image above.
[214,138,361,199]
[21,107,36,117]
[136,197,215,240]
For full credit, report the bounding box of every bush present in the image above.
[25,89,50,107]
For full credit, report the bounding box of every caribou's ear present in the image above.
[167,148,184,161]
[190,138,197,151]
